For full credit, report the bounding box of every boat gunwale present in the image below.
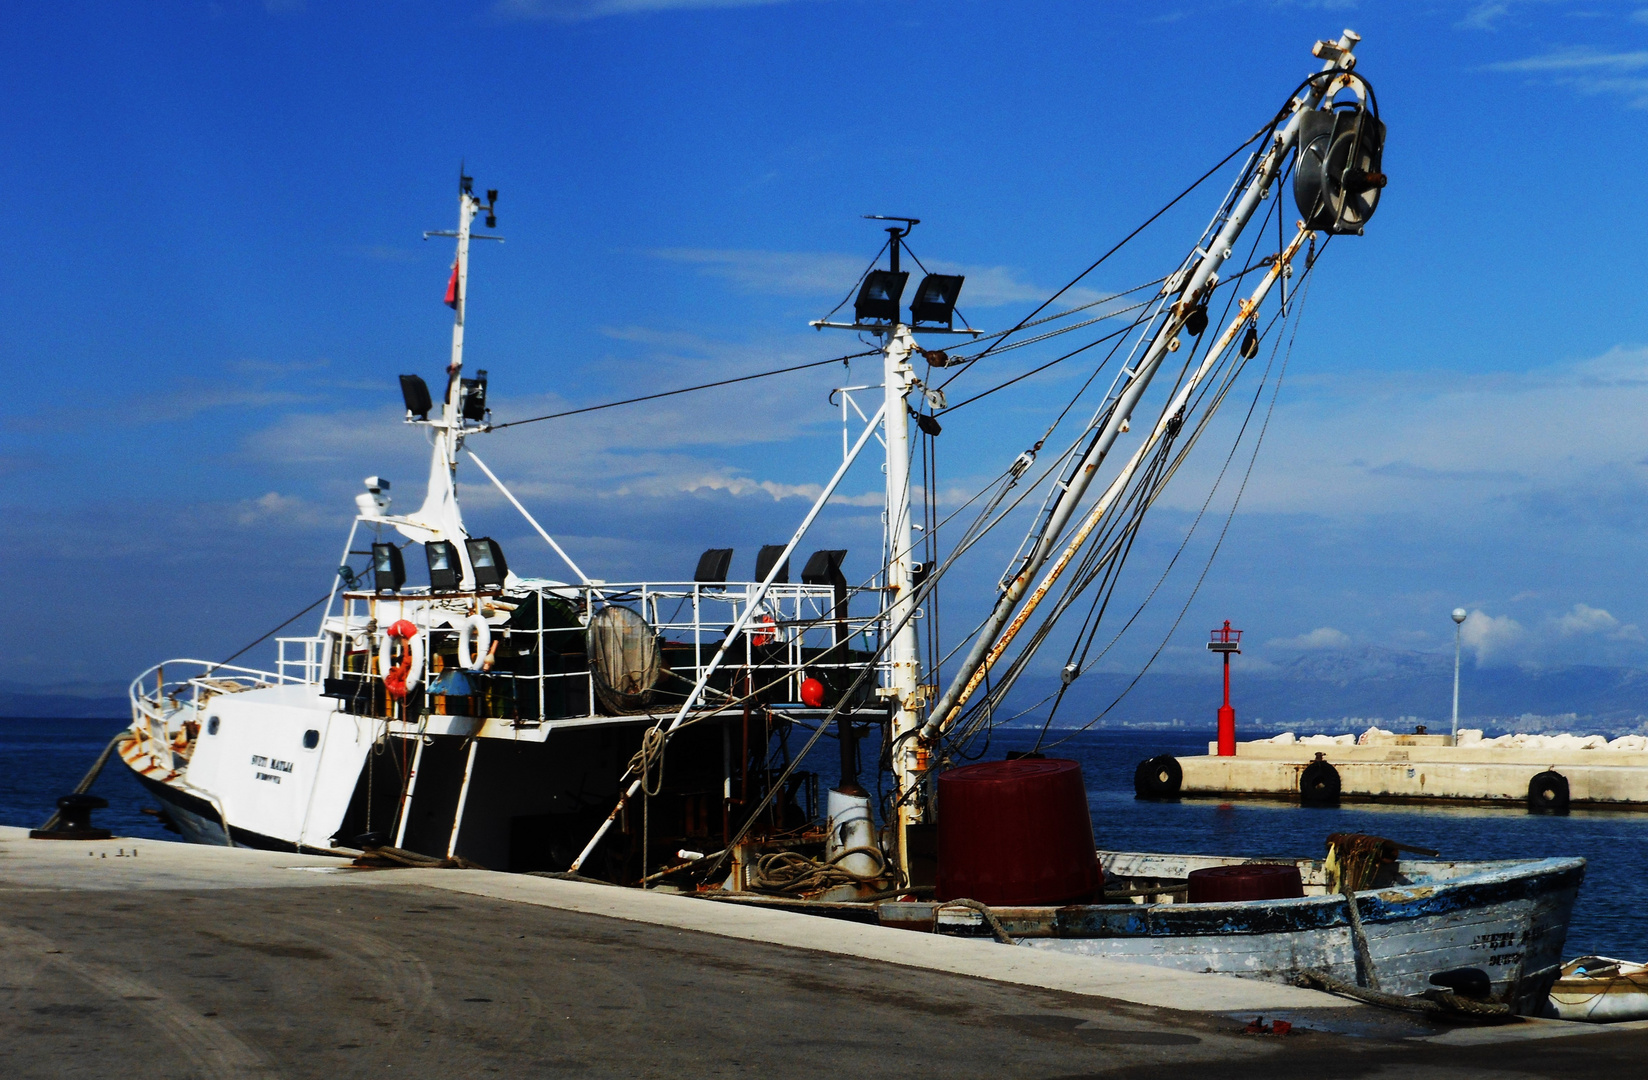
[893,852,1588,939]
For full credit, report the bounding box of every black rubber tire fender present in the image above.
[1133,755,1183,800]
[1299,759,1342,805]
[1527,770,1570,814]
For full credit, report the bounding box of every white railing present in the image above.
[127,658,311,762]
[329,578,896,725]
[277,636,328,685]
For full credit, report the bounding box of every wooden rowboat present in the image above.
[873,849,1584,1017]
[1548,956,1648,1022]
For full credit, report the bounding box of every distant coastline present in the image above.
[997,644,1648,739]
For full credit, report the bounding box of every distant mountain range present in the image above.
[0,681,128,720]
[1007,645,1648,737]
[9,645,1648,737]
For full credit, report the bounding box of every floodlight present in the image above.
[460,370,488,421]
[372,543,406,593]
[801,549,847,588]
[909,274,965,327]
[426,540,461,591]
[854,271,909,324]
[694,548,733,584]
[802,549,850,647]
[754,544,790,584]
[400,375,433,419]
[465,537,509,589]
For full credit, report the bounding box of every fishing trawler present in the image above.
[108,28,1584,1016]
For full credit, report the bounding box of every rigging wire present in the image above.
[897,240,976,333]
[206,592,333,676]
[939,221,1313,763]
[956,129,1269,373]
[820,238,892,323]
[940,147,1298,749]
[488,349,881,431]
[1037,250,1323,753]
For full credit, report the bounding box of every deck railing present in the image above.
[327,579,898,725]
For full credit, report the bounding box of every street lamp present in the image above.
[1451,607,1468,741]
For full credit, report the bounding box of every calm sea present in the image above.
[3,719,1642,961]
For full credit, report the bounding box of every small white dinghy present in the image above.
[1548,956,1648,1022]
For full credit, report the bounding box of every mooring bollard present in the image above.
[30,794,114,841]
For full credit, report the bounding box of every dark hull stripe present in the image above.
[135,773,299,853]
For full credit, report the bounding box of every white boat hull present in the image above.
[1548,957,1648,1022]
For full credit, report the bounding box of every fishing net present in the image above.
[586,604,662,715]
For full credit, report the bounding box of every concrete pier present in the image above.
[1168,734,1648,808]
[2,826,1643,1077]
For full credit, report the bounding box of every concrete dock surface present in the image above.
[2,828,1644,1078]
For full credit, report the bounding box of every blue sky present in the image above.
[5,0,1648,693]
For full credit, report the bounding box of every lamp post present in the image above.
[1451,607,1468,741]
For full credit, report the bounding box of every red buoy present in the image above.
[935,758,1102,906]
[1186,864,1304,903]
[799,677,825,708]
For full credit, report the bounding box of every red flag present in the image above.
[444,261,460,308]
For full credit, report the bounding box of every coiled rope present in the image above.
[746,847,887,895]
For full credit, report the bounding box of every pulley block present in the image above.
[1293,104,1386,235]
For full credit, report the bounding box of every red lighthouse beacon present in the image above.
[1208,620,1243,756]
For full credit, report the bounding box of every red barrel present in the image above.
[935,758,1102,906]
[1186,864,1303,903]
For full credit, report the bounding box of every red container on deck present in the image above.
[935,758,1103,906]
[1186,864,1304,903]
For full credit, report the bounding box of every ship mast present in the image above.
[811,219,979,877]
[406,171,501,588]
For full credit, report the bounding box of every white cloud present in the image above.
[1551,602,1645,642]
[1459,0,1567,31]
[229,491,336,529]
[1460,609,1528,663]
[620,472,881,504]
[1461,2,1515,29]
[648,248,1115,311]
[649,249,869,298]
[1268,626,1352,650]
[1165,344,1648,523]
[1486,47,1648,108]
[496,0,802,22]
[124,383,313,424]
[1553,601,1619,636]
[1489,49,1648,73]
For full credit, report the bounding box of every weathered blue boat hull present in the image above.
[896,851,1584,1016]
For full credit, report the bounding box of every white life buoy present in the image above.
[377,630,425,693]
[458,613,492,671]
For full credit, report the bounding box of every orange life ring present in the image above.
[751,612,777,648]
[378,623,423,701]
